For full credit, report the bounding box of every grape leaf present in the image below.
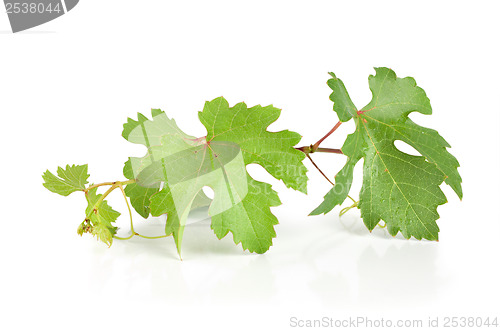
[326,72,357,122]
[121,109,208,218]
[123,160,160,218]
[312,68,462,241]
[77,187,120,247]
[199,97,308,193]
[199,98,307,252]
[42,164,90,196]
[126,97,307,254]
[141,140,270,255]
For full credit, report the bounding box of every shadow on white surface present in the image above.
[301,213,442,310]
[82,209,443,310]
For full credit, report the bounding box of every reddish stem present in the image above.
[312,121,342,151]
[294,146,343,155]
[315,147,342,154]
[306,154,334,186]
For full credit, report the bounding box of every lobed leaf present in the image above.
[80,187,120,247]
[198,97,308,194]
[42,164,90,196]
[121,109,200,218]
[124,97,308,254]
[312,68,462,240]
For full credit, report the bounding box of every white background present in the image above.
[1,1,499,330]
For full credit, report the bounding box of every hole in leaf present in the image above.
[394,140,421,157]
[202,186,215,199]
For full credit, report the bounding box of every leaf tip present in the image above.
[309,207,323,216]
[328,72,337,79]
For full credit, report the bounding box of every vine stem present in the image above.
[315,147,343,154]
[115,233,170,240]
[295,146,343,154]
[339,200,359,216]
[297,120,356,205]
[295,121,343,155]
[312,120,342,152]
[85,179,170,240]
[114,183,135,240]
[306,154,334,186]
[138,234,170,239]
[84,179,136,193]
[85,182,121,220]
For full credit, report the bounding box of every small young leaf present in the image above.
[42,164,90,196]
[81,187,120,247]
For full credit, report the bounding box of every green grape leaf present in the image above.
[42,164,90,196]
[140,140,280,255]
[126,97,306,254]
[121,109,204,218]
[310,126,364,215]
[123,159,160,218]
[210,176,280,253]
[198,97,308,193]
[312,67,462,241]
[78,187,120,247]
[326,72,357,122]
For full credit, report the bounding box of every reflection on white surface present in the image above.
[1,186,498,331]
[303,214,441,310]
[84,210,443,311]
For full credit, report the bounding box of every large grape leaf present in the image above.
[198,97,308,193]
[121,109,210,218]
[312,68,462,241]
[125,97,307,254]
[140,140,275,255]
[198,97,307,252]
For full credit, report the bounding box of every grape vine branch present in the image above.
[42,68,462,256]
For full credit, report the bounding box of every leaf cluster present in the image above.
[42,68,462,255]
